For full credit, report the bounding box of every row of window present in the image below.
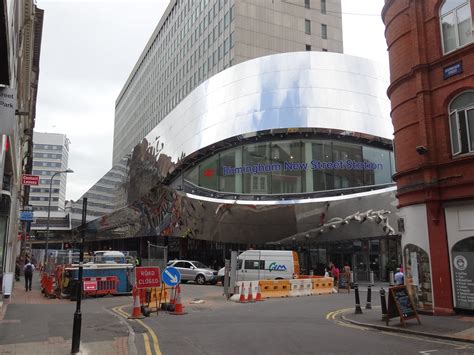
[32,170,70,177]
[33,144,65,152]
[184,139,395,195]
[33,161,63,168]
[33,153,63,159]
[30,188,60,193]
[305,0,327,14]
[30,197,59,202]
[305,19,327,39]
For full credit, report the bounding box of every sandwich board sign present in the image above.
[386,285,421,327]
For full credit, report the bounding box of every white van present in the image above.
[235,250,300,281]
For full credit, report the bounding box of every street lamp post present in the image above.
[43,169,73,266]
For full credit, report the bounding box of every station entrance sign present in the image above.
[135,267,161,289]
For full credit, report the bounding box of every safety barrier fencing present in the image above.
[83,276,119,296]
[230,277,335,302]
[311,277,335,295]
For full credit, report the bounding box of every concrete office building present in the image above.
[29,132,70,213]
[113,0,343,166]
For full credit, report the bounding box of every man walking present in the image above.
[394,267,404,285]
[23,259,35,291]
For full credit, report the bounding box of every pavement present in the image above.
[341,285,474,344]
[0,273,134,354]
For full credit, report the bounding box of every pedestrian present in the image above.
[330,263,340,284]
[23,259,35,291]
[395,267,404,285]
[324,267,330,277]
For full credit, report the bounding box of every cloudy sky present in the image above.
[35,0,389,201]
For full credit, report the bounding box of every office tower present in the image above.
[113,0,343,165]
[29,132,70,212]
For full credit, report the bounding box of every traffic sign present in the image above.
[20,211,34,221]
[83,281,97,291]
[162,266,181,287]
[21,174,39,186]
[135,267,161,289]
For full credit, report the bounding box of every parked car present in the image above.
[166,260,218,285]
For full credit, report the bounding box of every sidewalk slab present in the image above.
[342,306,474,344]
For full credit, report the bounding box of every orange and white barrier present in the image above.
[311,277,335,295]
[289,279,313,297]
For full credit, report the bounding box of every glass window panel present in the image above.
[457,4,473,46]
[450,92,474,110]
[199,154,219,191]
[321,24,327,39]
[305,19,311,34]
[458,111,469,153]
[362,146,391,185]
[442,13,457,52]
[467,109,474,151]
[271,141,303,194]
[219,149,237,192]
[441,0,468,14]
[242,142,271,194]
[332,142,364,188]
[321,0,326,14]
[312,141,333,191]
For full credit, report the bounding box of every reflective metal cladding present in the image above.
[141,51,392,178]
[76,52,396,244]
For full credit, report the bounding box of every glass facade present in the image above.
[184,138,394,195]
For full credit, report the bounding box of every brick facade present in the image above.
[383,0,474,314]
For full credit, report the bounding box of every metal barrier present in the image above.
[83,276,118,296]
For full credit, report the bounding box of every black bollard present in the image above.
[354,283,363,314]
[380,288,387,320]
[366,284,372,309]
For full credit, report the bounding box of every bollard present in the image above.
[389,271,395,286]
[354,283,363,314]
[365,284,372,309]
[370,271,375,286]
[380,288,388,320]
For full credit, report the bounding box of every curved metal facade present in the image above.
[78,52,397,246]
[141,52,392,178]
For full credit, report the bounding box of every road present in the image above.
[1,281,472,354]
[115,284,473,355]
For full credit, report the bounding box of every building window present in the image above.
[321,0,326,14]
[305,0,310,9]
[321,24,327,39]
[305,19,311,34]
[306,44,311,51]
[449,91,474,156]
[440,0,473,54]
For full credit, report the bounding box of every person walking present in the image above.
[394,267,404,285]
[23,259,35,291]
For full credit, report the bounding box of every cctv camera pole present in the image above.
[71,198,87,354]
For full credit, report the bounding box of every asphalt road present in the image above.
[138,284,473,355]
[2,283,472,354]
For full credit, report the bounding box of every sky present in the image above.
[35,0,389,201]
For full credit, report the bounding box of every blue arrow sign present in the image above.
[162,266,181,287]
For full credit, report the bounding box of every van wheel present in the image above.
[196,274,206,285]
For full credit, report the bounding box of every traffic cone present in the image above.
[247,282,255,302]
[239,282,247,303]
[129,287,145,319]
[169,285,186,315]
[255,283,264,301]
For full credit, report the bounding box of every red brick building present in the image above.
[383,0,474,315]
